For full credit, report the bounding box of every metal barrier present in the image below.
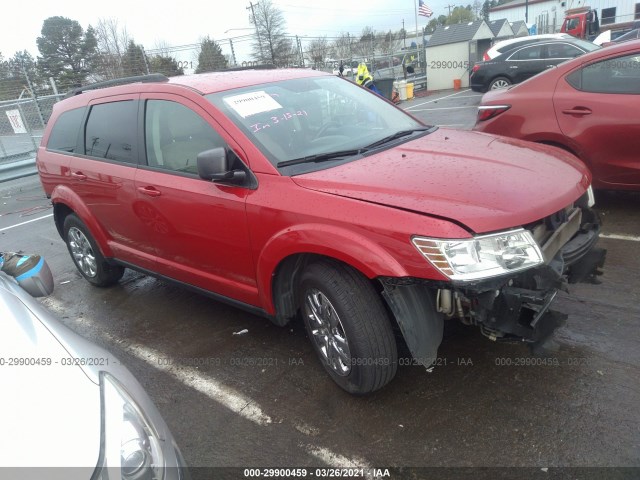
[0,94,61,182]
[0,157,37,182]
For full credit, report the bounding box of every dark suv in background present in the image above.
[471,38,600,91]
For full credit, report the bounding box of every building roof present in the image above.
[488,18,512,36]
[510,20,529,36]
[426,20,491,47]
[490,0,553,12]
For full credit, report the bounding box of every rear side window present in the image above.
[47,107,84,153]
[546,43,583,59]
[567,53,640,94]
[84,101,137,163]
[509,45,543,60]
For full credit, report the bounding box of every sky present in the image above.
[1,0,449,64]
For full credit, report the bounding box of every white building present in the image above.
[425,20,495,90]
[489,0,639,34]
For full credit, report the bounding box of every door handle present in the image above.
[562,107,592,116]
[546,65,556,68]
[509,66,518,69]
[71,171,87,180]
[137,186,162,197]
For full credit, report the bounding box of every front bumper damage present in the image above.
[381,206,606,366]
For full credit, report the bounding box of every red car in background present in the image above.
[474,39,640,190]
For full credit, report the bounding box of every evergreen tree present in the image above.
[196,37,227,73]
[121,40,147,77]
[149,55,184,77]
[36,16,97,88]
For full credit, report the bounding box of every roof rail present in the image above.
[64,73,170,98]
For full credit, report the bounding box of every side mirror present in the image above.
[197,148,246,184]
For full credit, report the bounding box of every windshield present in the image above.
[206,76,427,172]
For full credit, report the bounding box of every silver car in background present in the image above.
[0,269,188,480]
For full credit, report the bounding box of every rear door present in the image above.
[71,95,157,270]
[544,42,585,67]
[135,94,259,306]
[553,52,640,188]
[505,44,546,83]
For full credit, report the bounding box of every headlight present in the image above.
[412,228,543,281]
[99,373,165,480]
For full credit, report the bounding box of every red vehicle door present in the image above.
[553,52,640,188]
[135,94,258,306]
[71,94,157,270]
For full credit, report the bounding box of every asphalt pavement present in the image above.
[1,93,639,479]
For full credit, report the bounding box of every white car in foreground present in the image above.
[0,268,188,479]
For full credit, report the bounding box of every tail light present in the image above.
[482,52,490,61]
[471,64,481,76]
[476,105,511,122]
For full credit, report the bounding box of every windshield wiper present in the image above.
[277,148,365,168]
[363,126,433,150]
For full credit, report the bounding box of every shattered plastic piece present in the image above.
[233,329,249,336]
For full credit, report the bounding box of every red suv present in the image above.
[37,70,605,394]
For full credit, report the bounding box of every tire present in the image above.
[489,76,511,90]
[298,260,398,394]
[63,214,125,287]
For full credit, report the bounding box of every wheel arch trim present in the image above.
[257,224,410,315]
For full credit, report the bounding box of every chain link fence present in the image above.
[0,32,426,179]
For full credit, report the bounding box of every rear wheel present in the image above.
[63,214,124,287]
[298,260,397,394]
[489,76,511,90]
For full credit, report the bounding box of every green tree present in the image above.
[36,16,97,88]
[121,40,147,76]
[446,6,476,25]
[195,37,227,73]
[149,55,184,77]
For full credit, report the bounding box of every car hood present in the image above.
[292,129,590,233]
[0,278,101,469]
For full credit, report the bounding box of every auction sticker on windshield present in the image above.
[224,91,282,118]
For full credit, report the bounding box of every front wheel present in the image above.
[489,76,511,90]
[299,261,398,394]
[63,214,125,287]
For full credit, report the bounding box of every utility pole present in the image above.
[247,2,264,62]
[296,36,305,67]
[446,3,455,17]
[402,19,406,48]
[229,39,237,66]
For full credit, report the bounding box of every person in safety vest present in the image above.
[355,63,382,96]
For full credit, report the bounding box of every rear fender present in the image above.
[50,185,113,257]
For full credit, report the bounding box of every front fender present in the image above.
[50,185,113,258]
[256,223,411,314]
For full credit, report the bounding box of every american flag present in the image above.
[418,0,433,17]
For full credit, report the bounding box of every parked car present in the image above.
[482,33,574,60]
[474,39,640,190]
[602,28,640,46]
[471,38,600,92]
[37,69,606,394]
[0,268,188,477]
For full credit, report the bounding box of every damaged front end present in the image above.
[382,194,606,366]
